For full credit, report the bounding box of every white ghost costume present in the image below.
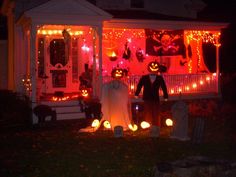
[99,79,132,131]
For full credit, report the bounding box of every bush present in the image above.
[0,90,32,128]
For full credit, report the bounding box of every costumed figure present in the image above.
[79,63,92,89]
[99,66,133,131]
[135,61,168,137]
[122,42,131,60]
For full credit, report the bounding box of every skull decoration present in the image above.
[147,61,160,73]
[111,67,124,79]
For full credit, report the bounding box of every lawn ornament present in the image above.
[91,119,100,128]
[114,126,124,137]
[140,121,150,129]
[166,118,173,127]
[103,120,111,129]
[128,124,138,131]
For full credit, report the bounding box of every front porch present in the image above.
[37,72,219,103]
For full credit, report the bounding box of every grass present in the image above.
[1,117,235,177]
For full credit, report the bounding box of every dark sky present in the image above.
[198,0,236,73]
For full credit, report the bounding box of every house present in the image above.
[0,0,229,124]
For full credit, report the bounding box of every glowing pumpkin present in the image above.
[111,68,124,79]
[148,61,160,73]
[81,89,89,97]
[140,121,151,129]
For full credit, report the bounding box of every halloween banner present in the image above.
[145,29,186,57]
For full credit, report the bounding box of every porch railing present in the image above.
[103,73,218,96]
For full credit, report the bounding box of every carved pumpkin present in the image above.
[111,68,124,79]
[81,89,89,97]
[147,61,160,73]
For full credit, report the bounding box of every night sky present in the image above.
[198,0,236,73]
[0,0,236,73]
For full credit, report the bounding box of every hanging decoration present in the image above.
[122,42,131,60]
[145,29,185,57]
[135,48,145,62]
[109,51,118,61]
[62,29,71,60]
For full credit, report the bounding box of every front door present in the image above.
[44,37,79,94]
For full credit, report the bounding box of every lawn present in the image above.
[1,114,235,177]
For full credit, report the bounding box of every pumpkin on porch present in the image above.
[111,67,124,79]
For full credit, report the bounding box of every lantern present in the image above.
[91,119,100,128]
[140,121,151,129]
[111,67,124,79]
[109,51,117,61]
[128,124,138,131]
[103,120,111,129]
[166,118,173,127]
[147,61,160,73]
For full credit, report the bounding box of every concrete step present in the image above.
[41,100,80,107]
[39,100,85,121]
[56,112,86,120]
[53,105,82,113]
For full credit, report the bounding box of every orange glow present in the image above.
[52,96,70,101]
[111,51,116,57]
[37,29,83,36]
[140,121,150,129]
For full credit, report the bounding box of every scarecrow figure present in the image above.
[135,61,168,137]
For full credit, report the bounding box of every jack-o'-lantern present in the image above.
[81,89,89,97]
[111,68,124,79]
[147,61,160,73]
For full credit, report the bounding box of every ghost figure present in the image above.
[170,98,190,141]
[100,79,132,131]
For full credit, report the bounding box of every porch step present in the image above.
[40,100,86,120]
[56,112,85,120]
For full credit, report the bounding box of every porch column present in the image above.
[92,27,97,97]
[7,6,15,90]
[215,43,221,96]
[30,24,38,124]
[97,25,103,99]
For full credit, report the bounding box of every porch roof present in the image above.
[104,18,229,31]
[23,0,112,26]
